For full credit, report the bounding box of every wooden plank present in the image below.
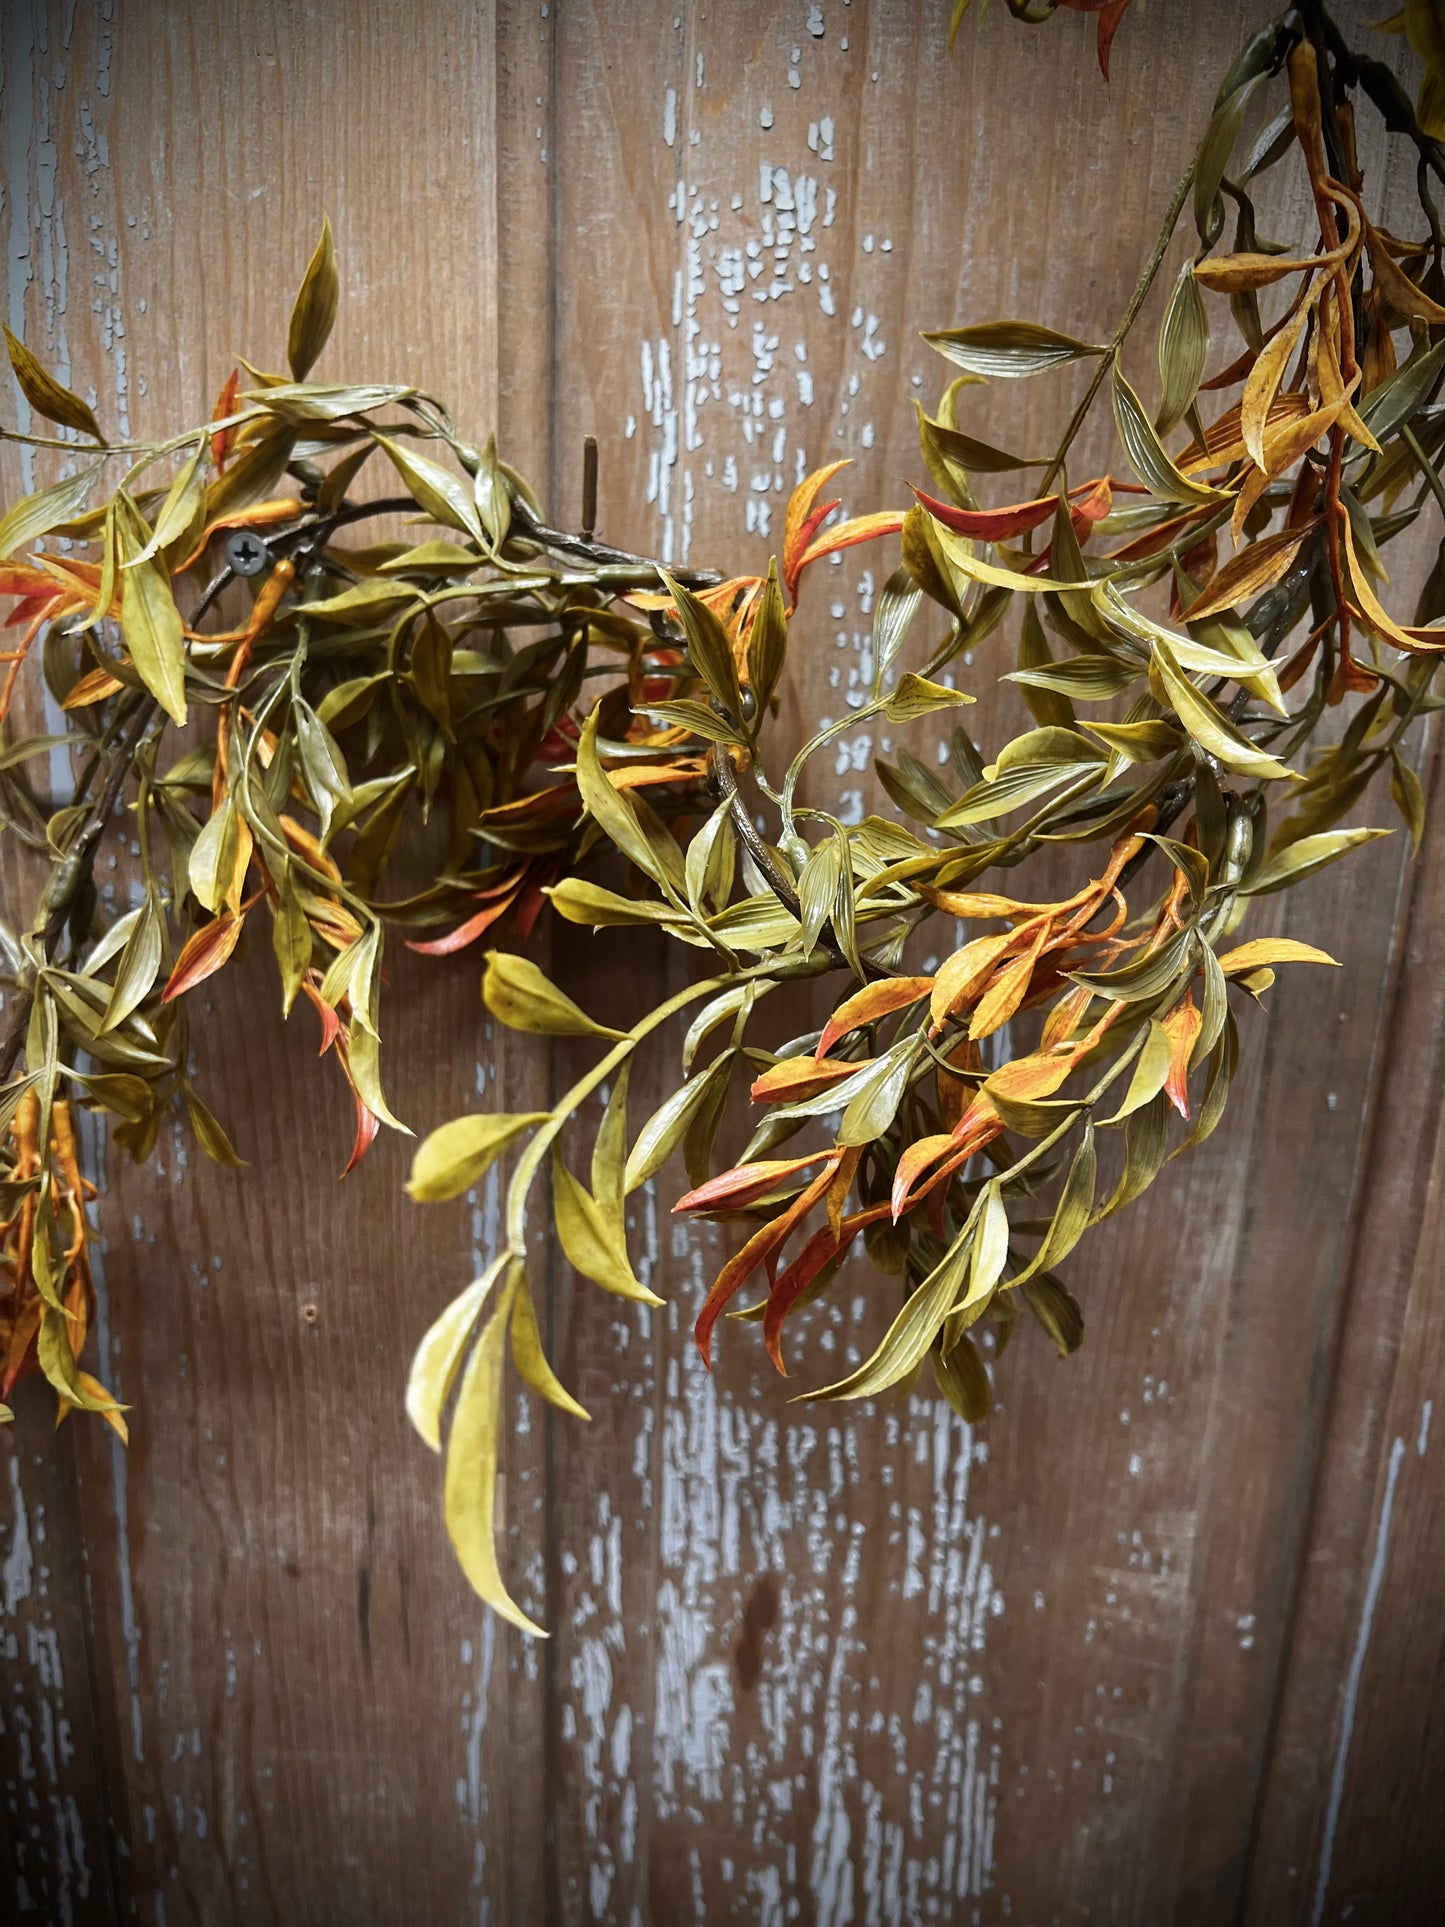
[1,0,1442,1920]
[1242,712,1445,1925]
[533,5,1429,1923]
[0,1,554,1919]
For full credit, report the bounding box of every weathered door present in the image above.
[2,2,1442,1922]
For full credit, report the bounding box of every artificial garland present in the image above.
[2,4,1442,1634]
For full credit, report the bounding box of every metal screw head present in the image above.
[225,529,270,577]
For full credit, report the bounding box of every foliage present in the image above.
[2,3,1443,1631]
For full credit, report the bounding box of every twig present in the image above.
[0,697,160,1081]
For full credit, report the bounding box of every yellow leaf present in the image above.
[443,1272,545,1635]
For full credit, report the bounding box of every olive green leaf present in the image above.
[482,950,625,1039]
[406,1256,508,1450]
[4,326,105,442]
[407,1110,550,1203]
[1112,367,1223,505]
[443,1268,544,1634]
[287,215,339,380]
[1150,637,1294,781]
[661,568,742,719]
[0,462,102,562]
[747,559,788,714]
[1242,827,1394,896]
[99,894,164,1034]
[372,432,486,548]
[183,1086,247,1167]
[552,1149,662,1304]
[1156,261,1210,435]
[508,1263,589,1417]
[923,321,1105,379]
[115,495,188,723]
[883,673,976,723]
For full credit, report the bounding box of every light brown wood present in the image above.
[1,2,1443,1923]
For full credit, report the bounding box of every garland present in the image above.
[1,4,1441,1634]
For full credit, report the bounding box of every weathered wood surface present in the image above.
[1,2,1442,1923]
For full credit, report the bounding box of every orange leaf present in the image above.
[929,933,1017,1028]
[817,975,935,1059]
[210,368,240,471]
[1161,994,1202,1118]
[795,509,906,585]
[673,1150,837,1217]
[1182,524,1313,622]
[406,877,524,956]
[762,1204,889,1376]
[175,497,302,575]
[909,485,1060,544]
[749,1057,861,1105]
[694,1156,840,1367]
[970,926,1050,1040]
[162,913,244,1002]
[61,665,125,709]
[783,460,851,591]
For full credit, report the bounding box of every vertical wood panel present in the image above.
[1,2,1443,1923]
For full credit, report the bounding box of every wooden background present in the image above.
[1,1,1443,1921]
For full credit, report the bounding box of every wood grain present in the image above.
[1,2,1443,1923]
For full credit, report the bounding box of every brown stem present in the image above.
[0,697,160,1083]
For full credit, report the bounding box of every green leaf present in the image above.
[915,399,1038,476]
[592,1061,632,1221]
[38,1304,122,1411]
[871,567,924,697]
[509,1264,589,1417]
[4,326,105,441]
[406,1257,507,1450]
[407,1110,549,1203]
[271,867,313,1015]
[1017,1121,1096,1283]
[472,435,512,550]
[807,1231,970,1401]
[662,569,742,719]
[1104,1019,1172,1122]
[1112,366,1224,505]
[746,559,788,714]
[345,1022,410,1134]
[1156,261,1211,436]
[923,321,1105,379]
[1390,748,1426,852]
[1150,636,1295,781]
[99,894,163,1033]
[545,878,690,930]
[442,1270,543,1634]
[115,495,188,723]
[625,1060,730,1194]
[1242,827,1394,896]
[287,215,339,380]
[0,461,103,560]
[183,1086,246,1167]
[641,698,745,745]
[932,1338,991,1422]
[1008,656,1141,702]
[839,1035,922,1147]
[1021,1273,1084,1357]
[133,436,207,564]
[373,431,485,547]
[575,708,687,895]
[883,673,976,722]
[482,950,625,1039]
[552,1149,662,1304]
[685,800,736,919]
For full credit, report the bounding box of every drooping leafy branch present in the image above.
[2,3,1442,1636]
[0,218,893,1437]
[404,5,1445,1629]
